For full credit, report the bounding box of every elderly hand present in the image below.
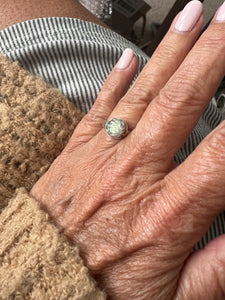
[31,1,225,299]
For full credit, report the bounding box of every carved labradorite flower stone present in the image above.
[104,118,129,139]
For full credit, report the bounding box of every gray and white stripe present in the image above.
[0,17,224,250]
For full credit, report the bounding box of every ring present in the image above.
[103,118,129,139]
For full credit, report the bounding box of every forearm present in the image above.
[0,0,109,31]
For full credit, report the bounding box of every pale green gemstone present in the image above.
[105,118,127,138]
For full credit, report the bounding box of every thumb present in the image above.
[175,235,225,300]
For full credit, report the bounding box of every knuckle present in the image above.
[198,27,225,53]
[131,131,168,167]
[159,67,205,112]
[134,133,158,156]
[83,105,105,125]
[205,121,225,156]
[79,113,96,128]
[100,76,122,98]
[156,178,203,242]
[127,82,153,105]
[154,42,178,61]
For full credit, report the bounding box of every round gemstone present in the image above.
[105,118,128,138]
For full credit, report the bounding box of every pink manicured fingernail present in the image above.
[117,48,134,70]
[216,1,225,21]
[175,0,203,32]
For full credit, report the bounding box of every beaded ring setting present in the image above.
[104,118,129,139]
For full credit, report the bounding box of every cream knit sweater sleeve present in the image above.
[0,54,105,299]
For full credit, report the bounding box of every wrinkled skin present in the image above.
[31,6,225,300]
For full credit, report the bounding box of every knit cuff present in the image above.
[0,188,106,300]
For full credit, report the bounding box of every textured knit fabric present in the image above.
[0,53,84,212]
[0,16,225,274]
[0,188,105,300]
[0,53,105,299]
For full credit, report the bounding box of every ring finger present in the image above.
[100,0,204,145]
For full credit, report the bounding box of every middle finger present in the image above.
[135,2,225,166]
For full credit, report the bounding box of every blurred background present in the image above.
[78,0,223,56]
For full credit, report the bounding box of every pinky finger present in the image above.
[71,48,139,145]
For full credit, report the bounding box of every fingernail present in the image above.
[175,0,203,32]
[117,48,134,70]
[216,1,225,22]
